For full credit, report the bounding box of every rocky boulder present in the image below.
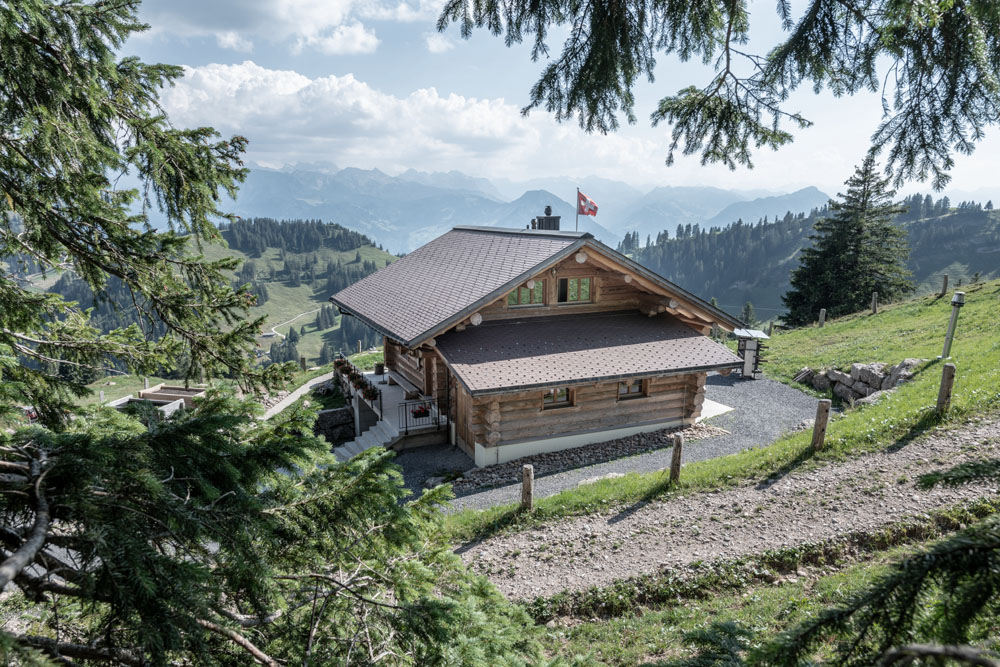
[828,369,854,387]
[852,362,887,389]
[833,382,860,401]
[812,372,831,391]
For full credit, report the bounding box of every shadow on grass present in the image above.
[754,442,819,491]
[885,408,944,453]
[607,473,675,525]
[451,505,522,553]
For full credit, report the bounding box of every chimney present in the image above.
[532,204,561,231]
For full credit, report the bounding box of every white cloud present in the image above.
[137,0,444,55]
[216,31,253,52]
[296,21,380,55]
[159,61,666,182]
[359,0,444,22]
[424,32,454,54]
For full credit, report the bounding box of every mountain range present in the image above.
[186,164,835,253]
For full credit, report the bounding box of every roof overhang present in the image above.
[434,311,743,396]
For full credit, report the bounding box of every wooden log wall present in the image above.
[462,373,704,447]
[476,256,645,322]
[391,345,423,391]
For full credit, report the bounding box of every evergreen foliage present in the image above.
[625,195,998,317]
[0,3,536,663]
[220,217,376,258]
[782,155,912,326]
[439,0,1000,187]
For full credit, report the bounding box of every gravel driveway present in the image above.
[394,374,820,510]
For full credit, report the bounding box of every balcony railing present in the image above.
[398,398,446,435]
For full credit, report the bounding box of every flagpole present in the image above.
[575,187,579,231]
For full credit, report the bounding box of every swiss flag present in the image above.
[577,190,598,216]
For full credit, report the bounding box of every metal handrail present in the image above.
[397,398,446,435]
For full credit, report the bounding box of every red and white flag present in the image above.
[577,190,598,216]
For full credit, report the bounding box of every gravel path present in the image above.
[402,375,819,510]
[262,372,334,420]
[460,417,1000,599]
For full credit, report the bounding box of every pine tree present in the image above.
[782,155,911,326]
[739,301,756,327]
[0,4,537,664]
[440,0,1000,187]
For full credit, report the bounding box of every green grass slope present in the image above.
[199,243,395,363]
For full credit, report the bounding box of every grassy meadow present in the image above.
[198,242,395,363]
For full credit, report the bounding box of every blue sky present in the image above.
[125,0,1000,197]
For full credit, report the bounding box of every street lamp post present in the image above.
[939,291,965,359]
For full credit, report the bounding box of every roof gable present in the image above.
[330,227,587,345]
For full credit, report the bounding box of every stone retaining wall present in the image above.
[314,407,355,446]
[794,359,924,405]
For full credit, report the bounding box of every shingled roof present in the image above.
[435,311,743,395]
[331,227,588,346]
[330,225,741,346]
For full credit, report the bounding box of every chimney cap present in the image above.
[544,205,552,216]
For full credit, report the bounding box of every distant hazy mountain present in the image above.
[706,186,830,228]
[488,190,621,244]
[397,169,505,200]
[620,186,749,240]
[204,164,832,253]
[220,167,622,252]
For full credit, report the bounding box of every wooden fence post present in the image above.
[871,292,879,314]
[818,308,826,327]
[357,340,362,354]
[299,356,307,372]
[812,399,832,450]
[670,434,683,483]
[940,274,949,297]
[936,363,956,415]
[521,464,534,511]
[143,377,149,390]
[99,390,105,404]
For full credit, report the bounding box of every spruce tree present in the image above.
[782,155,911,326]
[0,3,538,664]
[439,0,1000,187]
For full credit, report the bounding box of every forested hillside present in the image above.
[620,196,1000,319]
[42,219,392,375]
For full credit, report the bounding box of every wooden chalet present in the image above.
[330,219,743,466]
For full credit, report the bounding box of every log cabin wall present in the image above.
[468,372,704,447]
[454,381,475,455]
[384,339,423,390]
[431,350,450,415]
[476,255,645,322]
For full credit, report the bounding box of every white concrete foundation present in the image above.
[474,418,687,467]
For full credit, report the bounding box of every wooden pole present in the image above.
[940,274,949,297]
[936,363,956,415]
[357,339,362,354]
[143,376,149,390]
[99,390,105,404]
[766,321,774,336]
[811,399,832,450]
[818,308,826,327]
[669,434,683,483]
[871,292,878,314]
[521,464,534,511]
[299,356,306,372]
